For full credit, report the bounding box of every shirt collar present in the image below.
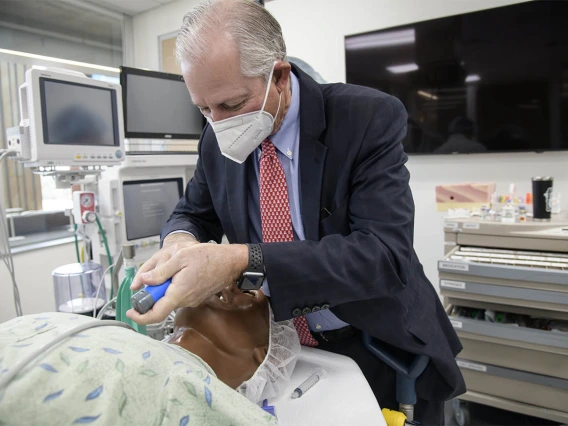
[263,72,300,160]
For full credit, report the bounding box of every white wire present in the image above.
[0,150,23,316]
[96,296,117,319]
[0,150,15,158]
[92,260,117,318]
[1,152,23,316]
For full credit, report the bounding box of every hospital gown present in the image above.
[0,313,276,426]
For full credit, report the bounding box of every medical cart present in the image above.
[440,217,568,424]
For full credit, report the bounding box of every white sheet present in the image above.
[269,347,386,426]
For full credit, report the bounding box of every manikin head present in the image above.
[167,285,300,403]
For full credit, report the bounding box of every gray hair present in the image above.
[176,0,287,80]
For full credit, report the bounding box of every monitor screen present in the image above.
[345,1,568,154]
[122,68,204,139]
[40,78,119,146]
[122,178,183,241]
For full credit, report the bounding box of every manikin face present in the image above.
[166,285,270,389]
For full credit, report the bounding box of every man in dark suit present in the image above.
[127,0,465,423]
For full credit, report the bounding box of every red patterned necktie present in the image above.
[259,139,319,347]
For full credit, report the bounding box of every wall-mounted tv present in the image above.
[345,2,568,155]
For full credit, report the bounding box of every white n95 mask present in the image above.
[207,64,282,164]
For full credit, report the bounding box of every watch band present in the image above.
[237,244,265,290]
[247,244,264,273]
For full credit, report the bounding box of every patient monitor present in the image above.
[13,66,125,168]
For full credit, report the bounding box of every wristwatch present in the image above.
[237,244,265,290]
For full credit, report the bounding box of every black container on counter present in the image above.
[532,177,553,221]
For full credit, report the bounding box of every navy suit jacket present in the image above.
[162,65,466,402]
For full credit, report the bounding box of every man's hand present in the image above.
[126,243,248,325]
[131,232,199,292]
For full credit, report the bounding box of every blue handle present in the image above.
[145,279,172,303]
[362,332,429,406]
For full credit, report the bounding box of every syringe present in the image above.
[290,368,327,399]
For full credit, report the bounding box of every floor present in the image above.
[444,400,562,426]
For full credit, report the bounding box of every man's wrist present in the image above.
[163,232,199,248]
[229,244,249,283]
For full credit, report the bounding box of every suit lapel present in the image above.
[293,64,328,241]
[225,158,250,243]
[299,133,327,241]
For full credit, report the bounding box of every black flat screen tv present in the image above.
[345,2,568,155]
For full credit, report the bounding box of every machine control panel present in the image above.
[74,150,123,162]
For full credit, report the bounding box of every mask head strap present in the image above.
[259,62,277,114]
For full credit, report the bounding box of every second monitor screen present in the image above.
[123,178,183,241]
[125,73,203,137]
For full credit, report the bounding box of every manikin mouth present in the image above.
[215,289,257,303]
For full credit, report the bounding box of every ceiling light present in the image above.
[346,29,415,50]
[386,63,419,74]
[417,90,438,100]
[0,48,120,73]
[465,74,481,83]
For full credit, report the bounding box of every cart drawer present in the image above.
[451,316,568,379]
[441,280,568,313]
[457,358,568,412]
[438,258,568,291]
[445,297,568,321]
[457,233,568,253]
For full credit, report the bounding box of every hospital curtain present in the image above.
[0,60,43,211]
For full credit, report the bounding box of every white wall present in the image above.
[132,0,568,290]
[132,0,202,70]
[0,243,76,323]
